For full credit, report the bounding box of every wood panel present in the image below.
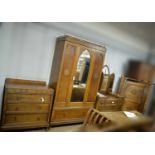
[6,94,50,104]
[87,51,104,102]
[51,108,89,122]
[56,43,77,102]
[57,35,106,51]
[49,40,65,89]
[118,76,151,112]
[6,104,49,112]
[5,78,46,86]
[5,114,48,124]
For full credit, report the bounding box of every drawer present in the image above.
[97,104,122,111]
[5,104,49,112]
[98,99,119,105]
[51,108,89,121]
[7,88,53,95]
[96,98,122,112]
[5,113,48,124]
[6,94,51,104]
[104,99,119,105]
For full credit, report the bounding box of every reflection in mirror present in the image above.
[71,50,90,102]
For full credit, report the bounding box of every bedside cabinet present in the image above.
[95,93,124,112]
[0,78,54,131]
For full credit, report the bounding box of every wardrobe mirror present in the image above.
[71,50,91,102]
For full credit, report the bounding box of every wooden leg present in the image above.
[45,127,49,131]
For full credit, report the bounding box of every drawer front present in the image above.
[6,94,51,104]
[97,104,122,111]
[98,98,119,105]
[51,108,89,122]
[5,114,48,124]
[7,88,53,95]
[96,99,122,111]
[105,99,119,105]
[5,104,49,112]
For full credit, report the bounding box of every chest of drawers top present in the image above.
[5,78,54,95]
[6,83,53,95]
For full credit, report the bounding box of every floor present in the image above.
[26,124,82,132]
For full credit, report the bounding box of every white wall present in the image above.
[0,22,153,114]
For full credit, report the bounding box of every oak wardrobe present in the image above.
[49,36,106,125]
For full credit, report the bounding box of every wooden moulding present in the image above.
[5,78,46,86]
[57,35,106,52]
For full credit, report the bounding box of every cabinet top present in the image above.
[57,35,106,52]
[5,78,54,94]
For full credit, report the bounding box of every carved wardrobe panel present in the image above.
[49,36,106,125]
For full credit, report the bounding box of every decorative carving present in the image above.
[64,69,69,76]
[94,73,98,80]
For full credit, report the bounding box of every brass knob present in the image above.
[40,97,45,102]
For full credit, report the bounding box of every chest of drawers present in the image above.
[95,93,124,112]
[0,78,54,131]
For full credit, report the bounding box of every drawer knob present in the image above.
[112,101,115,104]
[40,97,45,102]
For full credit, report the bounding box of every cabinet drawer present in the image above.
[5,104,49,112]
[99,99,119,105]
[5,114,48,124]
[96,98,122,112]
[97,104,122,111]
[51,108,89,121]
[105,99,119,105]
[6,94,51,104]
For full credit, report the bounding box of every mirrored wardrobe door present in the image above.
[71,49,91,102]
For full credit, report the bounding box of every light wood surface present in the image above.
[81,108,153,131]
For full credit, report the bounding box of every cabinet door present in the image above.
[56,43,77,102]
[87,51,104,102]
[121,81,149,112]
